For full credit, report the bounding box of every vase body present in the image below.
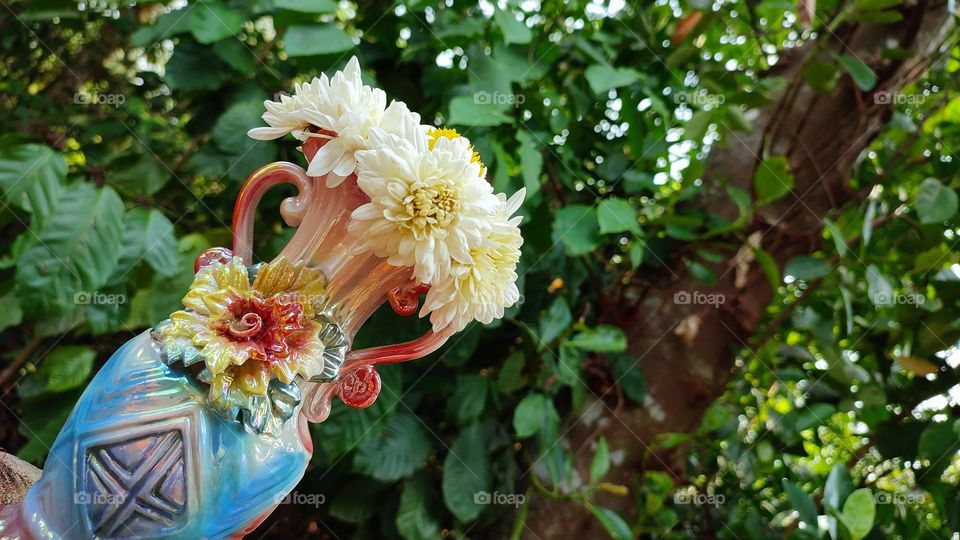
[13,331,310,539]
[1,154,453,539]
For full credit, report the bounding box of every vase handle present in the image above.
[232,161,313,265]
[300,324,455,423]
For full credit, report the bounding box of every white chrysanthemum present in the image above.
[420,189,526,332]
[247,79,326,142]
[349,130,500,284]
[247,56,421,187]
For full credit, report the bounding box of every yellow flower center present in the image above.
[404,182,461,236]
[428,127,486,174]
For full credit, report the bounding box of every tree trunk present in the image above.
[525,2,954,536]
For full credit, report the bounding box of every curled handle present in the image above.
[231,161,313,265]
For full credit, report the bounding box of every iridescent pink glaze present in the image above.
[229,134,453,424]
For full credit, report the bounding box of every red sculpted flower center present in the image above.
[218,296,275,344]
[226,312,263,339]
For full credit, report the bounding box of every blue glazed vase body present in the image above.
[13,331,310,539]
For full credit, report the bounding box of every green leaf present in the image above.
[802,60,839,94]
[329,480,387,524]
[110,208,179,282]
[586,504,632,540]
[866,265,895,306]
[555,344,583,386]
[857,0,903,10]
[516,131,543,199]
[585,64,641,94]
[725,184,752,215]
[915,178,958,224]
[840,489,875,540]
[568,325,627,352]
[493,9,532,45]
[590,437,610,484]
[497,351,528,394]
[165,43,226,91]
[274,0,337,12]
[0,288,23,332]
[629,240,645,269]
[784,255,831,281]
[834,54,878,91]
[513,393,556,438]
[553,205,600,256]
[686,260,716,285]
[213,39,256,72]
[823,218,848,256]
[612,355,645,403]
[284,24,354,57]
[16,183,125,316]
[783,479,818,526]
[824,464,854,511]
[447,374,488,426]
[442,423,492,522]
[37,345,96,392]
[107,155,170,197]
[210,99,278,181]
[396,473,442,540]
[0,143,65,228]
[214,100,266,154]
[754,156,795,203]
[448,96,512,127]
[130,9,192,48]
[598,198,639,234]
[539,296,572,345]
[188,3,244,44]
[354,412,432,481]
[752,247,780,291]
[918,421,959,466]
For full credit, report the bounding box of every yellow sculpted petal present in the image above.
[270,358,298,385]
[165,310,209,339]
[183,257,251,312]
[200,338,249,374]
[294,337,327,379]
[236,361,270,396]
[253,257,326,313]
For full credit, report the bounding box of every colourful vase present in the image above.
[0,137,456,539]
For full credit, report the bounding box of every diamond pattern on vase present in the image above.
[80,426,190,538]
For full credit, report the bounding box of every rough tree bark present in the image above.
[525,2,955,537]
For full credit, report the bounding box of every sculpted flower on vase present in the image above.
[152,257,328,415]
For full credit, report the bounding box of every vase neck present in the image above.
[279,179,411,340]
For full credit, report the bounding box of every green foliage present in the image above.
[0,0,958,539]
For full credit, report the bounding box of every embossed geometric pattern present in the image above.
[82,428,188,538]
